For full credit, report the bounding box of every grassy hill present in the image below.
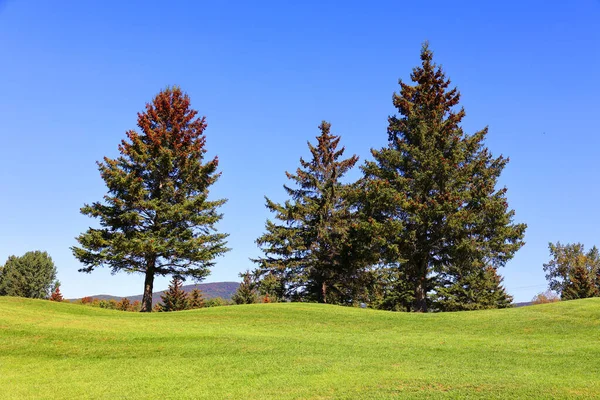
[75,281,240,304]
[1,298,599,399]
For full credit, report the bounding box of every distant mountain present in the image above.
[75,281,240,305]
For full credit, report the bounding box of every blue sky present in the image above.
[1,1,599,302]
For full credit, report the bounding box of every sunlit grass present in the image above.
[1,297,599,399]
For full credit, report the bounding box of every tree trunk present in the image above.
[140,259,155,312]
[322,281,327,304]
[414,279,427,312]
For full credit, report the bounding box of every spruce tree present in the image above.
[189,288,205,309]
[49,282,63,302]
[232,271,259,304]
[158,277,190,312]
[434,266,512,311]
[72,87,229,312]
[253,122,359,303]
[360,43,526,312]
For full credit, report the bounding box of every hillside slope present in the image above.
[1,297,599,399]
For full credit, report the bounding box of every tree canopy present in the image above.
[0,251,58,299]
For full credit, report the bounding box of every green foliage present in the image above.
[543,242,600,300]
[72,87,229,312]
[433,266,513,311]
[232,271,258,304]
[359,43,526,311]
[254,121,360,304]
[0,251,58,299]
[158,277,190,312]
[204,297,229,308]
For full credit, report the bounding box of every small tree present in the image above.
[72,87,229,312]
[531,290,560,304]
[0,251,58,299]
[189,288,205,309]
[49,282,63,302]
[117,298,131,311]
[232,271,259,305]
[158,277,190,312]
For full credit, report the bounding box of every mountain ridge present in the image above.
[71,281,240,305]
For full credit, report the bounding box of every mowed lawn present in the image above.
[1,297,599,399]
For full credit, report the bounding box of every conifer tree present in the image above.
[72,87,229,312]
[434,266,512,311]
[49,282,63,302]
[254,122,359,303]
[232,271,258,304]
[543,242,600,299]
[158,277,190,312]
[189,288,205,309]
[360,43,526,312]
[0,251,58,299]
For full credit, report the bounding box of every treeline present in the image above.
[7,43,593,312]
[245,44,525,312]
[2,43,527,312]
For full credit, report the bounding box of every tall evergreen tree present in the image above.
[254,121,359,303]
[158,277,190,312]
[0,251,58,299]
[360,43,526,312]
[72,87,229,312]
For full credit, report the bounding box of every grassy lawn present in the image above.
[1,297,599,399]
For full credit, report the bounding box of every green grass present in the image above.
[1,298,599,399]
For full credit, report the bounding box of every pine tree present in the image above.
[360,43,526,312]
[253,121,359,303]
[49,282,63,302]
[434,266,512,311]
[158,277,190,312]
[543,242,600,299]
[563,265,597,300]
[72,87,229,312]
[189,288,205,309]
[232,271,258,305]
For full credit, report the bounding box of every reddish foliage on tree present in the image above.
[72,87,230,312]
[49,284,63,302]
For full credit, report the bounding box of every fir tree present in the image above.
[543,242,600,299]
[188,288,205,309]
[360,43,526,312]
[253,121,359,303]
[434,266,512,311]
[72,87,229,312]
[49,281,63,302]
[232,271,258,305]
[158,277,190,312]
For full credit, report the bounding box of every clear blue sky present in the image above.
[1,1,599,302]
